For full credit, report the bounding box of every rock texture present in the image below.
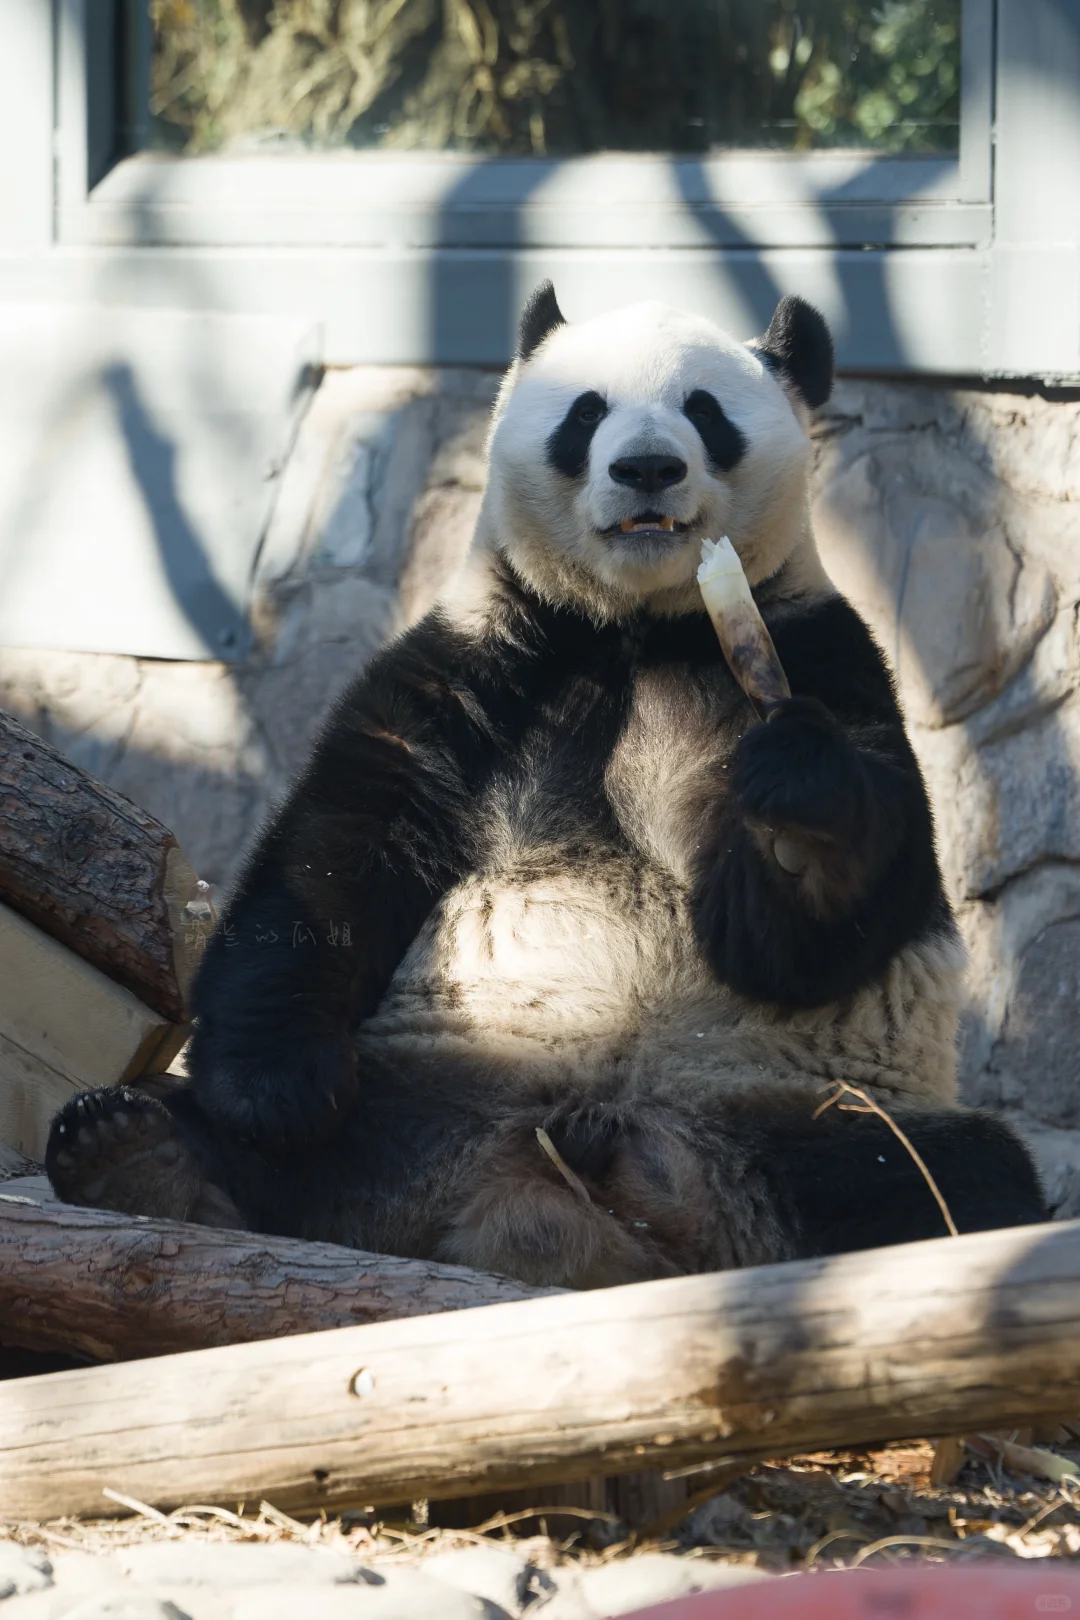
[812,383,1080,1177]
[0,1541,766,1619]
[1,369,1078,1201]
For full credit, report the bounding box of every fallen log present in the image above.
[1,1214,1078,1522]
[0,1177,553,1365]
[0,708,206,1022]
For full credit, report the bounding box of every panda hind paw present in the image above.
[46,1085,230,1225]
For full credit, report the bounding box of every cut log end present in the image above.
[0,708,200,1022]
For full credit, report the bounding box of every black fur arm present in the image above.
[693,595,947,1007]
[187,609,506,1146]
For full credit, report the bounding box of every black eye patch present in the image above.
[546,391,608,480]
[683,389,746,473]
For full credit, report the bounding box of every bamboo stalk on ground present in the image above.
[1,1214,1077,1522]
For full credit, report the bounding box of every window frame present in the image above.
[6,0,1078,379]
[61,0,991,252]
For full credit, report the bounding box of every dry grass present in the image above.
[7,1439,1080,1576]
[678,1438,1080,1570]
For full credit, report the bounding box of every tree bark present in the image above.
[0,1178,554,1365]
[0,709,204,1022]
[0,1211,1074,1523]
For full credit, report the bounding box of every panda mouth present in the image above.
[603,513,690,539]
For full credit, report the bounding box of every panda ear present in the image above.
[518,280,567,361]
[754,295,834,409]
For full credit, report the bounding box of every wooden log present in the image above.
[0,905,184,1158]
[0,1177,554,1365]
[0,708,206,1022]
[0,1179,684,1530]
[1,1215,1078,1522]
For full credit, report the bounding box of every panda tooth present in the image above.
[660,516,675,531]
[620,519,634,533]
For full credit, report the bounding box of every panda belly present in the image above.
[352,847,962,1286]
[358,852,707,1074]
[355,849,962,1111]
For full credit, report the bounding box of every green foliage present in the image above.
[791,1,960,151]
[150,0,960,157]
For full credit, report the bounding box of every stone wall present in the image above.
[813,382,1080,1209]
[2,368,1078,1202]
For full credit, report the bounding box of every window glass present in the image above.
[148,0,960,157]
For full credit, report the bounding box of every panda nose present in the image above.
[609,453,688,493]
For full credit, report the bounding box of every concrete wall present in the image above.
[3,367,1078,1203]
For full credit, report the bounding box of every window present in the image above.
[146,1,961,158]
[2,0,1078,378]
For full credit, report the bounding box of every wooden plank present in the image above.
[0,1176,555,1365]
[0,903,184,1157]
[0,907,186,1159]
[0,709,206,1021]
[0,1216,1077,1522]
[0,1037,79,1162]
[0,901,176,1086]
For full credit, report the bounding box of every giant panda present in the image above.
[46,285,1045,1285]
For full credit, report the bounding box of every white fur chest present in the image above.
[363,847,711,1063]
[359,845,962,1110]
[357,600,961,1107]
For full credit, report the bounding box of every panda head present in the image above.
[478,283,833,619]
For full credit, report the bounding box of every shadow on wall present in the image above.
[0,187,286,881]
[428,158,553,365]
[670,156,909,367]
[104,361,247,656]
[0,161,500,888]
[423,144,913,369]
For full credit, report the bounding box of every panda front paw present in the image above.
[186,1027,359,1151]
[732,695,866,847]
